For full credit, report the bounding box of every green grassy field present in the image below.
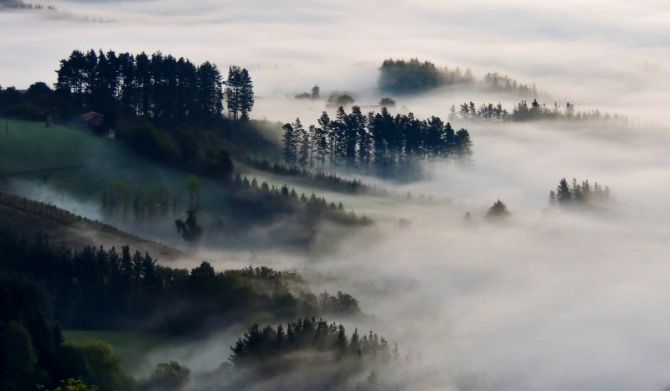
[63,330,173,375]
[0,118,194,199]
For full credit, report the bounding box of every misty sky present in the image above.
[2,0,670,122]
[4,1,670,390]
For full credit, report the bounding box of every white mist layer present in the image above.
[4,1,670,390]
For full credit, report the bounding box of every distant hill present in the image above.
[0,192,181,260]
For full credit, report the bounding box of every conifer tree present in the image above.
[239,68,254,120]
[282,122,298,165]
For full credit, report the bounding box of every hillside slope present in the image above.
[0,192,180,260]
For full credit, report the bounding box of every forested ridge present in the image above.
[282,107,471,177]
[451,99,628,123]
[0,229,361,334]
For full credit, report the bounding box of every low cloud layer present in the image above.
[4,1,670,390]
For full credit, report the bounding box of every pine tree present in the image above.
[239,68,254,120]
[225,66,241,120]
[282,122,298,165]
[556,178,571,204]
[295,119,310,167]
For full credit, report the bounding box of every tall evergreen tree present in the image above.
[295,119,310,167]
[556,178,571,204]
[282,122,298,165]
[225,66,241,120]
[238,68,254,120]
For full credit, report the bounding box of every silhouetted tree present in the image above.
[175,208,203,242]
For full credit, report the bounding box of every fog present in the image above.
[4,0,670,390]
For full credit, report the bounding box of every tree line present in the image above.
[282,106,471,174]
[452,99,628,123]
[550,178,613,206]
[54,49,254,126]
[226,174,373,227]
[246,158,379,194]
[231,318,394,367]
[98,173,372,242]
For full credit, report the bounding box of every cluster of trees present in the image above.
[1,268,226,391]
[231,318,394,367]
[451,99,628,123]
[0,231,362,335]
[550,178,613,206]
[226,174,372,227]
[326,92,356,107]
[0,82,59,122]
[0,0,57,10]
[482,72,539,97]
[0,273,133,391]
[224,66,254,120]
[282,107,471,174]
[379,58,474,94]
[97,172,371,246]
[101,181,181,221]
[462,200,511,224]
[452,101,509,121]
[379,59,544,98]
[113,121,235,180]
[54,49,254,126]
[246,158,377,194]
[486,199,511,220]
[56,50,218,125]
[294,85,320,100]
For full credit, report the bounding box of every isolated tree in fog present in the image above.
[175,208,203,242]
[486,199,510,219]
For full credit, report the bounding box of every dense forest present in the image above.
[282,107,471,177]
[0,272,134,391]
[0,229,361,335]
[54,49,252,126]
[1,267,387,391]
[207,318,399,390]
[451,99,628,122]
